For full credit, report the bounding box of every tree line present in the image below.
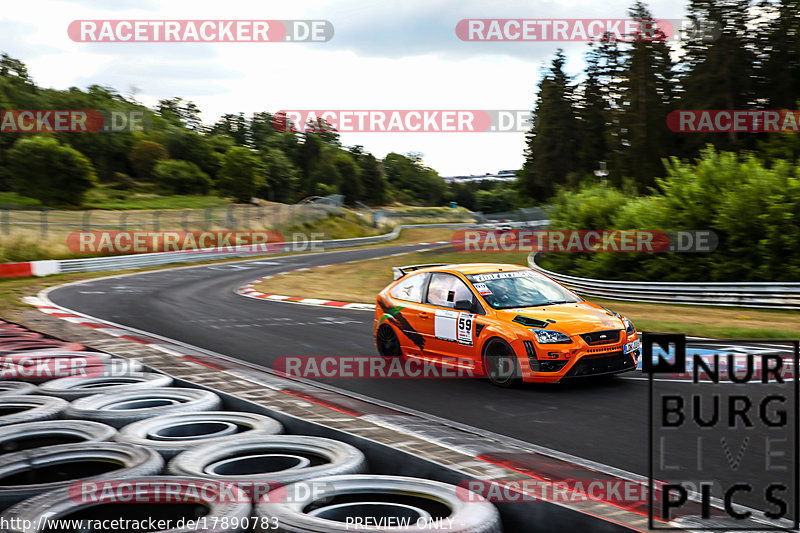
[0,53,456,208]
[519,0,800,201]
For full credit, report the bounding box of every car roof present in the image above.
[417,263,530,276]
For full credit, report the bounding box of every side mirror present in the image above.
[454,299,473,312]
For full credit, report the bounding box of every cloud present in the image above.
[317,0,687,60]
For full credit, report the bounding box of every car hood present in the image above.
[494,301,626,336]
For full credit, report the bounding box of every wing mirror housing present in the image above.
[454,299,474,312]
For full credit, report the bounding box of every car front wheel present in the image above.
[483,338,522,388]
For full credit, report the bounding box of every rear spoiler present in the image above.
[392,264,448,281]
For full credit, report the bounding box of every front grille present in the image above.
[564,351,635,378]
[586,345,622,354]
[580,330,621,346]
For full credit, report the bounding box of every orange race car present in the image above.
[373,263,641,387]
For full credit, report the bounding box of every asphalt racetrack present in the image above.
[49,243,797,519]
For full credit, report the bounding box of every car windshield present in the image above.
[466,270,582,310]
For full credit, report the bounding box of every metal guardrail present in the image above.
[528,252,800,310]
[55,223,477,275]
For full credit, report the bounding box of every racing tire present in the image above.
[37,372,174,400]
[376,324,402,358]
[65,387,222,428]
[116,411,284,459]
[0,442,163,510]
[0,382,35,396]
[0,420,117,455]
[168,435,366,486]
[0,395,68,427]
[255,475,502,533]
[0,475,251,533]
[483,338,522,388]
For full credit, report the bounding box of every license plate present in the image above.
[623,338,641,354]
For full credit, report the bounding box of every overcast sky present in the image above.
[3,0,688,175]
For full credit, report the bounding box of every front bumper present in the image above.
[515,331,640,383]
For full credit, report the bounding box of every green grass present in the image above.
[83,185,231,210]
[279,211,381,240]
[0,192,42,208]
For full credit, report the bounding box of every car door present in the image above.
[423,273,479,367]
[387,272,435,356]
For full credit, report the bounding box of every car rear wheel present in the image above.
[376,324,402,358]
[483,339,522,388]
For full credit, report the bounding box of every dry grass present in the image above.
[254,248,532,303]
[256,249,800,339]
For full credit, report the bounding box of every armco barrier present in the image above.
[529,252,800,310]
[0,223,479,278]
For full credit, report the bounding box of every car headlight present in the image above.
[529,329,571,344]
[623,317,635,335]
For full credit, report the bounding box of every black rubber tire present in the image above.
[65,387,222,428]
[37,372,174,400]
[0,395,68,427]
[0,442,163,510]
[0,475,250,532]
[117,411,284,459]
[0,351,141,383]
[0,420,117,455]
[168,435,366,486]
[483,338,522,388]
[376,324,402,358]
[255,475,502,533]
[0,382,35,396]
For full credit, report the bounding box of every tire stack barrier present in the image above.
[0,320,504,532]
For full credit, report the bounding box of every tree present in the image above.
[475,187,517,213]
[259,148,300,203]
[129,140,168,179]
[520,50,579,201]
[152,160,212,194]
[758,0,800,108]
[575,45,611,179]
[382,152,446,205]
[7,136,96,206]
[210,113,248,145]
[677,0,758,152]
[216,147,263,202]
[356,152,386,205]
[158,98,202,130]
[616,1,676,189]
[333,151,364,203]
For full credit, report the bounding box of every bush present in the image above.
[129,140,168,179]
[7,136,97,206]
[152,160,212,195]
[544,147,800,282]
[216,147,262,203]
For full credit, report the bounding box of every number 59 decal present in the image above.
[457,313,474,346]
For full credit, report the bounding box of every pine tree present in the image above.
[678,0,758,152]
[616,1,676,189]
[520,50,579,201]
